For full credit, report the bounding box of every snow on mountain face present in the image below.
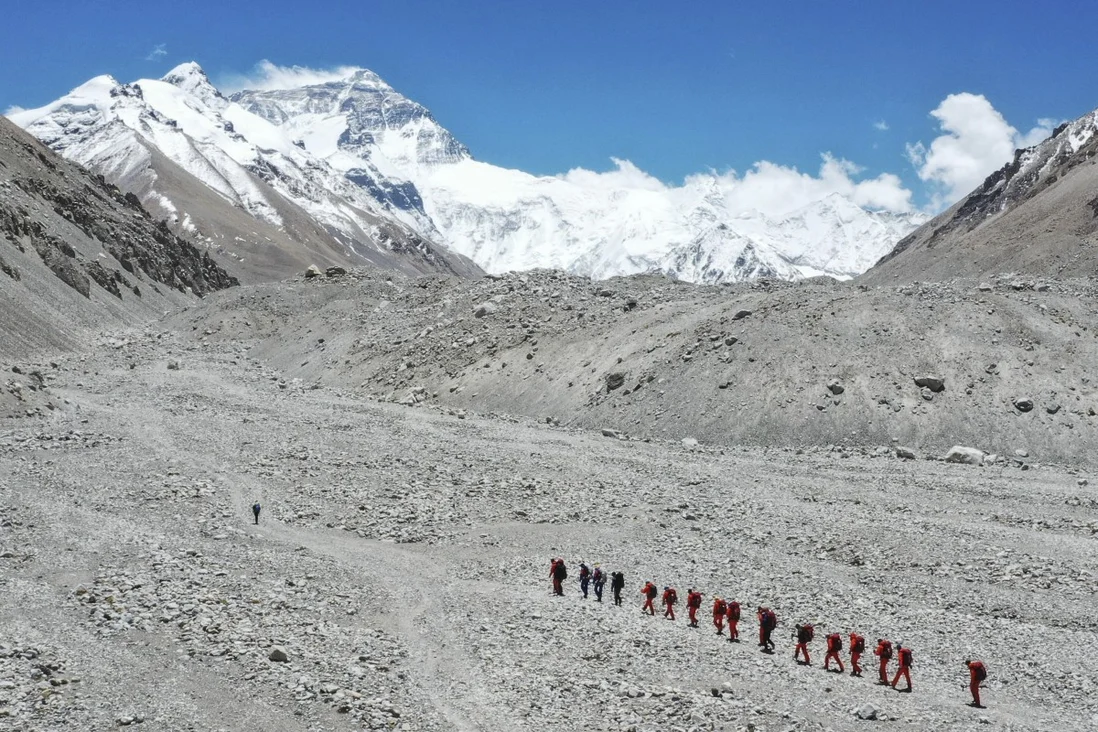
[11,62,924,284]
[232,69,925,283]
[8,63,465,277]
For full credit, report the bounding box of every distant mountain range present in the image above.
[11,62,927,283]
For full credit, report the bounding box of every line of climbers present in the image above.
[548,559,989,709]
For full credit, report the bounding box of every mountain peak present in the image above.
[162,61,208,82]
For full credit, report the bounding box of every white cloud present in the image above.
[558,154,915,218]
[146,44,167,61]
[873,120,890,131]
[907,93,1064,206]
[4,105,25,116]
[218,60,364,93]
[1016,117,1060,148]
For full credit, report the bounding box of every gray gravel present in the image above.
[2,324,1096,731]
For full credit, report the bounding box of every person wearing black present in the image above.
[610,571,625,605]
[252,502,261,525]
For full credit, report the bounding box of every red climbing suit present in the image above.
[892,646,913,691]
[662,587,678,620]
[967,661,986,707]
[824,633,845,672]
[686,591,702,626]
[712,598,727,634]
[726,601,740,641]
[874,639,893,684]
[849,633,865,676]
[641,582,657,615]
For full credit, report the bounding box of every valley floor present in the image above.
[1,329,1096,731]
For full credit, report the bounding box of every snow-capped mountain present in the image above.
[230,69,926,282]
[9,63,477,280]
[11,62,925,283]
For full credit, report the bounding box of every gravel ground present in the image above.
[2,326,1096,731]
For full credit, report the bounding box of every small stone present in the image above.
[473,302,497,318]
[1013,397,1035,412]
[682,438,699,449]
[854,703,879,720]
[895,446,917,460]
[268,646,290,663]
[166,360,180,371]
[826,379,844,395]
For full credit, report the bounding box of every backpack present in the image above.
[667,589,678,604]
[252,503,260,512]
[579,564,590,579]
[850,634,865,653]
[764,611,777,631]
[557,564,568,581]
[592,568,603,583]
[646,584,658,599]
[612,572,624,589]
[798,624,814,643]
[827,633,842,651]
[728,602,741,621]
[877,641,893,659]
[974,663,987,682]
[714,600,727,615]
[899,648,913,667]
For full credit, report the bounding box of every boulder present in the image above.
[166,360,180,371]
[325,266,347,277]
[854,703,879,720]
[473,302,497,318]
[826,379,845,395]
[895,446,917,460]
[268,646,290,662]
[914,375,945,392]
[1046,403,1061,415]
[1013,397,1035,412]
[605,373,626,391]
[304,265,322,279]
[682,437,699,449]
[943,445,985,466]
[601,428,622,439]
[732,309,752,320]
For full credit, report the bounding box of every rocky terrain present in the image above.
[170,266,1098,465]
[0,115,237,416]
[1,320,1095,731]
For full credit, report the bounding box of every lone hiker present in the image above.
[793,623,814,665]
[641,581,658,615]
[712,597,727,635]
[757,607,777,653]
[686,589,703,627]
[611,571,625,606]
[592,565,606,602]
[550,558,568,596]
[965,659,987,708]
[849,632,865,677]
[874,638,893,685]
[824,632,845,672]
[578,562,591,599]
[662,586,678,620]
[726,600,741,642]
[891,643,914,692]
[252,502,261,525]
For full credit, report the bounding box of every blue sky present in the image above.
[3,0,1096,209]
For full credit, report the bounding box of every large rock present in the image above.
[304,265,322,279]
[732,309,752,321]
[827,379,845,395]
[268,646,290,662]
[914,375,945,392]
[1014,397,1035,413]
[325,266,347,277]
[605,373,626,391]
[601,428,623,439]
[943,445,985,466]
[854,703,879,720]
[473,302,497,318]
[895,446,917,460]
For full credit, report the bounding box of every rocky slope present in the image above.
[9,64,480,282]
[0,115,236,364]
[169,267,1098,466]
[866,107,1098,283]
